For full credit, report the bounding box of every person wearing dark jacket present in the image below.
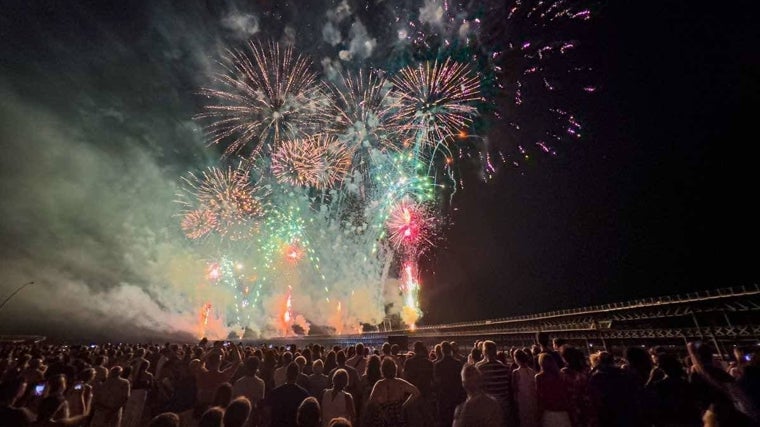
[434,341,465,427]
[588,352,643,427]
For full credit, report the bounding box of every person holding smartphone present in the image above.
[67,368,96,419]
[687,341,755,426]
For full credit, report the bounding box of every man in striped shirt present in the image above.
[475,341,512,426]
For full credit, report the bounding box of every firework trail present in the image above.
[392,59,481,153]
[178,166,267,240]
[400,261,422,328]
[199,302,212,338]
[197,41,329,159]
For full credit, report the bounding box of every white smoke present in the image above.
[323,22,342,46]
[221,10,260,39]
[320,57,344,82]
[419,0,445,27]
[0,86,212,342]
[339,20,377,61]
[326,0,352,23]
[3,0,483,341]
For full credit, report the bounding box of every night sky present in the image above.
[0,1,757,339]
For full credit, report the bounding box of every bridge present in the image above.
[259,285,760,356]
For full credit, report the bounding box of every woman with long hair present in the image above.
[560,346,595,427]
[512,349,538,427]
[360,355,382,408]
[536,353,572,427]
[321,369,355,427]
[324,351,338,376]
[367,358,420,427]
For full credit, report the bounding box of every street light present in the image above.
[0,281,35,312]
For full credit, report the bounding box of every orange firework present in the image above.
[181,209,218,239]
[199,303,212,338]
[177,166,268,240]
[271,134,351,189]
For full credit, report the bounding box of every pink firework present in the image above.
[392,58,481,150]
[181,209,218,239]
[386,198,434,250]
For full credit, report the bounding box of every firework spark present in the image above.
[199,302,212,338]
[283,239,305,264]
[313,137,352,190]
[284,285,293,323]
[486,0,594,162]
[270,139,319,187]
[392,58,481,151]
[178,166,267,240]
[271,135,351,189]
[386,197,434,250]
[181,209,218,240]
[197,41,328,159]
[400,261,421,328]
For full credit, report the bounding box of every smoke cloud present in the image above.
[0,0,488,341]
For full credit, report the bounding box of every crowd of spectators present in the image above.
[0,332,758,427]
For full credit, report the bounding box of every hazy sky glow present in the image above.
[0,1,755,342]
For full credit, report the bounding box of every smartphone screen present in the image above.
[34,384,45,396]
[74,383,83,391]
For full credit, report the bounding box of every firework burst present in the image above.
[270,139,319,187]
[386,197,435,250]
[181,209,218,240]
[271,135,351,189]
[392,58,481,151]
[326,71,402,156]
[483,0,594,162]
[178,166,267,240]
[313,136,352,190]
[197,41,328,159]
